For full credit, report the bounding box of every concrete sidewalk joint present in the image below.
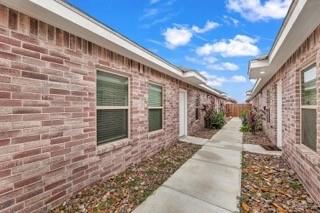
[134,118,243,213]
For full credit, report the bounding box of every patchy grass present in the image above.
[241,152,320,213]
[52,142,201,213]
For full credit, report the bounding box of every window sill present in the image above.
[148,129,164,139]
[97,138,131,155]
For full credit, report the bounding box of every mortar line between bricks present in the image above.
[161,185,234,213]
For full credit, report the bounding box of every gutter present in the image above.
[54,0,183,77]
[0,0,232,99]
[248,0,320,99]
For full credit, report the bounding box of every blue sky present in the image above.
[67,0,291,102]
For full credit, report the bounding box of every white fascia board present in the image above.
[0,0,230,98]
[247,0,305,95]
[250,59,269,68]
[268,0,306,62]
[199,84,222,97]
[248,0,320,100]
[183,71,207,84]
[248,59,270,79]
[36,0,183,76]
[0,0,184,79]
[248,59,269,75]
[247,78,261,101]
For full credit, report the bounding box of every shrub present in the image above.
[201,100,226,129]
[247,108,263,134]
[201,100,216,129]
[240,107,263,134]
[211,111,225,129]
[240,110,248,126]
[240,124,250,132]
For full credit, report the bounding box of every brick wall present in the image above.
[251,24,320,204]
[0,5,224,212]
[187,89,222,134]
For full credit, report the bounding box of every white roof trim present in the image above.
[199,84,221,96]
[0,0,231,98]
[248,0,320,99]
[183,71,207,84]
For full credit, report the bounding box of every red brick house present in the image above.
[0,0,231,212]
[247,0,320,204]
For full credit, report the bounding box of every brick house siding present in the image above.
[187,90,224,134]
[250,24,320,205]
[0,5,227,212]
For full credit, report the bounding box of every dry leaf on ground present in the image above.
[52,142,201,213]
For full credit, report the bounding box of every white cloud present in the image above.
[163,26,193,49]
[141,15,173,29]
[185,56,218,65]
[163,21,219,49]
[196,34,260,57]
[203,56,218,64]
[207,62,239,71]
[185,56,203,65]
[185,56,238,71]
[226,0,291,22]
[200,71,227,87]
[201,71,247,87]
[231,75,246,82]
[140,8,159,20]
[223,15,240,26]
[191,21,219,34]
[148,39,165,47]
[150,0,160,4]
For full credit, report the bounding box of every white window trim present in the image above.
[96,69,131,145]
[195,94,200,120]
[148,82,164,133]
[299,63,317,152]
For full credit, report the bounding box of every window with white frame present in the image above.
[148,84,163,132]
[266,90,271,123]
[195,95,200,120]
[301,64,317,151]
[96,71,129,144]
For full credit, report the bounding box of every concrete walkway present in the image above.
[134,118,243,213]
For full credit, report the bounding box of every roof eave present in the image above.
[0,0,233,98]
[248,0,320,100]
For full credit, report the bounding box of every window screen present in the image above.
[301,65,317,151]
[266,90,271,123]
[301,109,316,151]
[195,95,200,120]
[148,84,163,132]
[301,65,316,105]
[97,109,128,143]
[96,71,128,144]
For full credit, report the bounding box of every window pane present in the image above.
[302,108,317,151]
[149,109,162,131]
[97,71,128,106]
[195,95,200,120]
[301,65,316,105]
[149,84,162,107]
[97,109,128,144]
[266,90,271,123]
[196,95,200,107]
[195,108,200,120]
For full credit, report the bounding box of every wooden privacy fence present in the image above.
[226,104,251,117]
